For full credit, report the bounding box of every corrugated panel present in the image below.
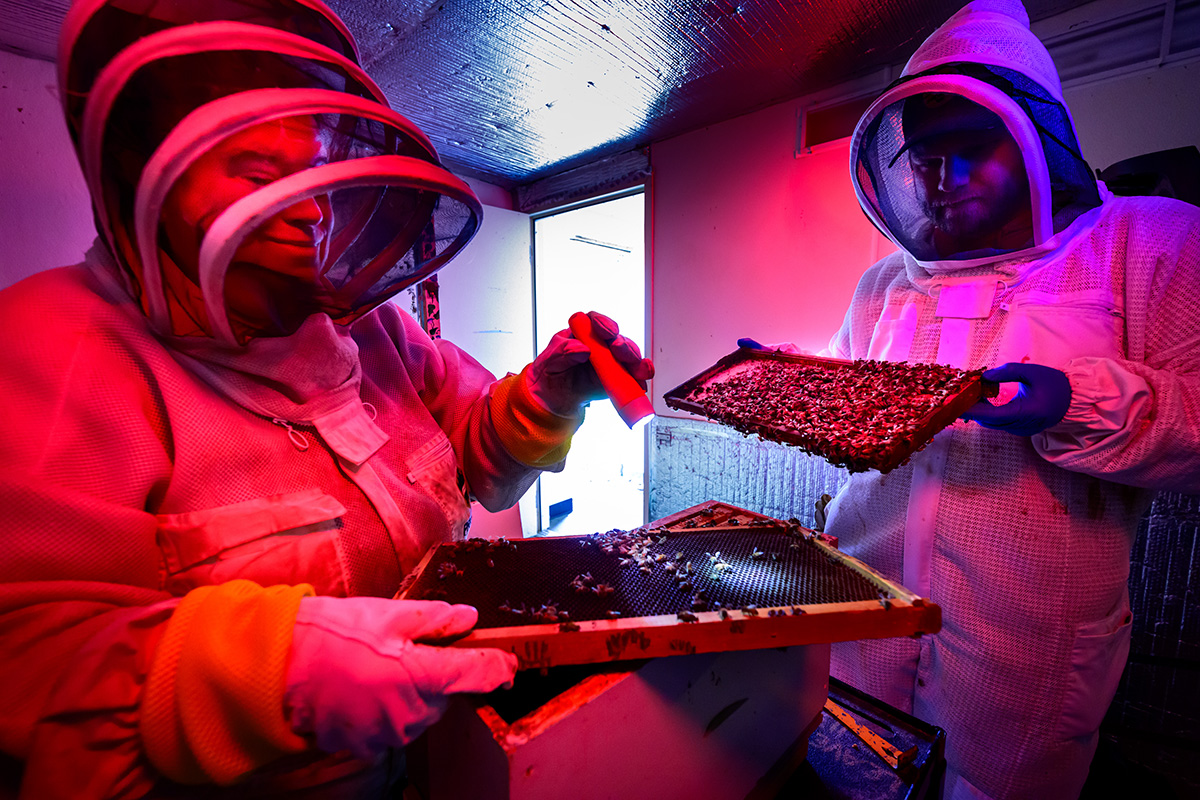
[1103,490,1200,791]
[0,0,70,60]
[648,416,849,525]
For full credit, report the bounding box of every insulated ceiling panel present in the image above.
[1,0,1105,186]
[326,0,1095,185]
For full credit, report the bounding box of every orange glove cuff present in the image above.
[141,580,315,785]
[490,366,583,468]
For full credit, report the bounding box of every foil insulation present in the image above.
[7,1,1096,185]
[331,0,952,184]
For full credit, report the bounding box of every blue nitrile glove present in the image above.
[736,338,807,355]
[961,362,1072,436]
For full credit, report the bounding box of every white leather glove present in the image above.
[528,310,653,417]
[284,596,516,760]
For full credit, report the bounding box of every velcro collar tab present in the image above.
[934,277,999,319]
[312,401,389,466]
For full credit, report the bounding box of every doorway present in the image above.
[533,190,647,535]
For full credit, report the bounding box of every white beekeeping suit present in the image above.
[825,1,1200,798]
[0,1,650,796]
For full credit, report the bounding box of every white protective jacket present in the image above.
[1,3,582,795]
[0,248,562,798]
[827,2,1200,798]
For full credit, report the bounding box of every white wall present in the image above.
[436,205,533,378]
[0,50,96,288]
[647,57,1200,420]
[1065,62,1200,172]
[0,48,522,293]
[648,100,894,417]
[433,199,536,537]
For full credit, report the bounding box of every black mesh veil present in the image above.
[60,0,481,344]
[851,62,1101,265]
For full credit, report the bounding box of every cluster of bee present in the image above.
[705,551,734,581]
[704,593,792,618]
[446,537,517,556]
[587,527,709,599]
[588,526,667,574]
[497,599,571,624]
[681,512,741,528]
[689,517,740,527]
[459,519,830,630]
[688,358,982,473]
[584,523,812,618]
[569,572,615,597]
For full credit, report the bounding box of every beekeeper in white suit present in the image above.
[749,1,1200,797]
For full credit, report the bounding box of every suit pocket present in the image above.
[406,434,471,540]
[996,290,1123,369]
[156,488,347,593]
[1055,596,1133,741]
[867,301,920,362]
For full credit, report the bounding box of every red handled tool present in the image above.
[568,312,653,428]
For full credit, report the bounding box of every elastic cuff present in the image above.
[142,580,315,785]
[489,367,583,468]
[1058,357,1148,430]
[1035,357,1152,456]
[1059,363,1098,426]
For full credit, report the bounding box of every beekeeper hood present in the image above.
[849,0,1102,268]
[59,0,482,345]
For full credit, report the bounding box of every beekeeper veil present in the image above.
[59,0,481,345]
[849,0,1102,267]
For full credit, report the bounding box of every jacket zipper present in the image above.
[271,417,311,451]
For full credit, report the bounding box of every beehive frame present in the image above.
[399,502,941,670]
[663,349,993,473]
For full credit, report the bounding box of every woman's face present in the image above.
[160,116,334,339]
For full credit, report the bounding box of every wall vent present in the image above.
[797,94,877,154]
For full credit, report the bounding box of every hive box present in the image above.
[402,501,938,799]
[409,642,830,800]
